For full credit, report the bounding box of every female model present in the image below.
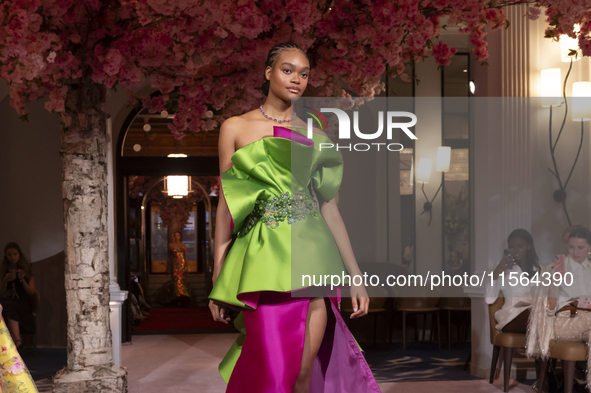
[208,43,381,392]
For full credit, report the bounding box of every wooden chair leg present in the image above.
[383,313,388,345]
[536,358,548,393]
[448,309,452,349]
[437,310,441,349]
[403,311,406,350]
[503,347,513,392]
[490,345,500,383]
[563,360,576,393]
[421,313,426,342]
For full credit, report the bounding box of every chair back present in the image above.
[488,296,504,345]
[366,286,388,310]
[438,297,471,309]
[396,297,439,310]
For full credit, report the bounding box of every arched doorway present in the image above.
[116,106,224,341]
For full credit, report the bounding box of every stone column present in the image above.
[52,86,127,392]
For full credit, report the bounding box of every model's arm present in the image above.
[209,117,239,324]
[212,117,239,286]
[319,194,369,319]
[212,190,233,285]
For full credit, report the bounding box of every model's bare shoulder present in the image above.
[220,116,245,133]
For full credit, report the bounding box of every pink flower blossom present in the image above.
[0,0,584,133]
[528,6,541,20]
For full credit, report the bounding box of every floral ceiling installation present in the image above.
[0,0,587,137]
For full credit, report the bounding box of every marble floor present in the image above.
[121,333,537,393]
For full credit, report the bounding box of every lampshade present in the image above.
[572,81,591,122]
[165,175,191,197]
[540,68,562,107]
[416,158,432,184]
[560,25,581,62]
[436,147,451,172]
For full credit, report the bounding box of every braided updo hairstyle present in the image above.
[262,42,309,96]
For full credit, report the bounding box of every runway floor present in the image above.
[121,334,538,393]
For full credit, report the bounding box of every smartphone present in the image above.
[502,249,514,269]
[554,254,566,276]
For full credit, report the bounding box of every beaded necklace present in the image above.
[260,105,296,124]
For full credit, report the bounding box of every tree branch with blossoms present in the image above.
[1,0,588,138]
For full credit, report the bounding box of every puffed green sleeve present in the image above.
[310,139,344,202]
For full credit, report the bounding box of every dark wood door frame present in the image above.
[115,106,219,342]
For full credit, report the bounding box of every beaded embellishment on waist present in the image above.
[237,191,319,237]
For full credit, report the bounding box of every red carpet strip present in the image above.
[132,306,237,335]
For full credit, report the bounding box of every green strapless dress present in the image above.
[209,126,382,393]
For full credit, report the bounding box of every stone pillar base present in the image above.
[53,363,127,393]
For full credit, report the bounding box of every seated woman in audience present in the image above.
[0,243,36,348]
[528,227,591,391]
[562,225,583,253]
[550,227,591,388]
[485,229,541,333]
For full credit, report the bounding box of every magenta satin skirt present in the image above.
[225,291,382,393]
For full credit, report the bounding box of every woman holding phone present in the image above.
[546,227,591,389]
[485,229,541,333]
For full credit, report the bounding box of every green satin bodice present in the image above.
[209,127,346,309]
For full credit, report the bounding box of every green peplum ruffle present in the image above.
[209,129,346,310]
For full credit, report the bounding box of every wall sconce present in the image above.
[540,68,563,107]
[164,176,192,198]
[542,31,586,225]
[572,82,591,121]
[418,147,451,226]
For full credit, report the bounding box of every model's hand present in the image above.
[349,285,369,319]
[5,271,16,282]
[17,270,25,281]
[209,300,231,324]
[548,296,557,311]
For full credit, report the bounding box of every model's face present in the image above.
[266,49,310,101]
[568,237,591,263]
[5,248,19,264]
[174,233,181,242]
[509,237,529,263]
